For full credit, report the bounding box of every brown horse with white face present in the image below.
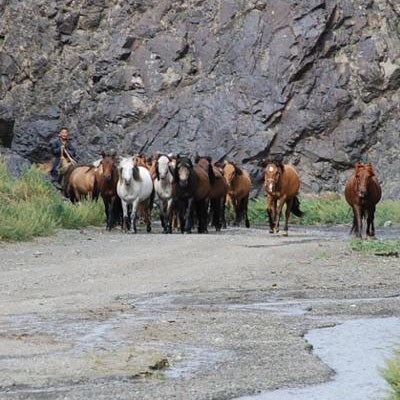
[263,161,303,236]
[344,162,381,239]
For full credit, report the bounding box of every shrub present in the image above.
[0,159,105,241]
[381,347,400,400]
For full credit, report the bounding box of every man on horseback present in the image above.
[50,128,77,185]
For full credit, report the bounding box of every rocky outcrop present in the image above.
[0,0,399,196]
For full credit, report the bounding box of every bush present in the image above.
[0,159,105,241]
[381,347,400,400]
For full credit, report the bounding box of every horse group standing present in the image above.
[60,151,382,239]
[62,152,252,234]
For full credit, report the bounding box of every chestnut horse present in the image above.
[96,151,121,230]
[263,161,303,236]
[219,161,251,228]
[195,155,227,231]
[344,162,381,239]
[63,164,99,203]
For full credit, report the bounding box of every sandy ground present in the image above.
[0,224,399,400]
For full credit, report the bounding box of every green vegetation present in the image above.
[350,239,400,255]
[0,160,104,241]
[381,347,400,400]
[248,195,400,226]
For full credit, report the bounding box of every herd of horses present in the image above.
[54,152,382,239]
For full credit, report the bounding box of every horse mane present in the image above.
[355,162,375,176]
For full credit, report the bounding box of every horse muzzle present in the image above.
[358,191,367,198]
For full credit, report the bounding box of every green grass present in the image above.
[248,195,400,226]
[0,159,105,241]
[350,239,400,254]
[381,346,400,400]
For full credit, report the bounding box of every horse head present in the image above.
[263,161,284,195]
[118,157,140,185]
[222,161,242,187]
[175,156,193,187]
[101,150,117,182]
[156,154,174,180]
[355,162,375,198]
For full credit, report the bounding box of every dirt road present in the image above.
[0,225,399,399]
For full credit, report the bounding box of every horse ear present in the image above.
[194,153,200,163]
[260,160,268,168]
[101,151,106,158]
[234,165,243,176]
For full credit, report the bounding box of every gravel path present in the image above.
[0,225,399,399]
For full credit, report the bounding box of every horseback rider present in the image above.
[50,127,77,182]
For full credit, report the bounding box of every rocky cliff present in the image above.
[0,0,399,195]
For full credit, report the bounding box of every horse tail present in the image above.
[291,196,304,217]
[207,163,216,184]
[92,176,100,201]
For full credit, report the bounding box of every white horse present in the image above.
[154,154,175,233]
[117,157,154,233]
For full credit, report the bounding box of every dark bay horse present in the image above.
[96,151,121,230]
[344,162,382,239]
[195,155,227,231]
[263,161,303,236]
[173,156,198,233]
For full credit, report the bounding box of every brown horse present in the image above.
[195,155,227,231]
[219,161,251,227]
[344,162,382,239]
[96,151,122,230]
[263,161,303,236]
[63,164,99,203]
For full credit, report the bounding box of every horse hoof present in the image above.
[283,231,288,237]
[245,221,250,228]
[269,229,274,234]
[367,235,376,240]
[147,227,152,233]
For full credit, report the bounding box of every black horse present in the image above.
[173,156,198,233]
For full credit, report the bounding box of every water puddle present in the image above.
[237,317,400,400]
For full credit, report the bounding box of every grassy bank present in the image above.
[0,160,104,241]
[382,347,400,400]
[248,195,400,226]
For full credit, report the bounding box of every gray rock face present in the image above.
[0,0,399,196]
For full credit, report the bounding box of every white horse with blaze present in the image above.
[117,157,154,233]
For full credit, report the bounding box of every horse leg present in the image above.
[266,196,276,233]
[221,196,227,229]
[353,205,362,239]
[145,199,152,233]
[283,198,294,236]
[179,200,186,234]
[131,199,139,233]
[185,198,195,234]
[243,196,250,228]
[367,205,376,238]
[211,199,221,232]
[274,197,286,233]
[166,199,174,234]
[103,197,110,229]
[121,201,129,232]
[160,200,167,233]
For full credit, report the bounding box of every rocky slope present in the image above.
[0,0,399,195]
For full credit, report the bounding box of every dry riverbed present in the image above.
[0,225,399,400]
